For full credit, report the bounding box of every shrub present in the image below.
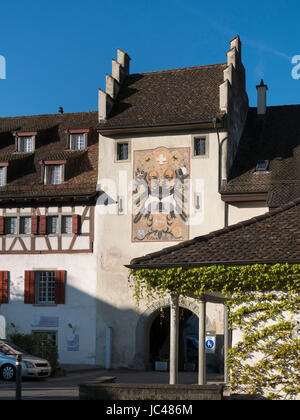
[9,332,59,375]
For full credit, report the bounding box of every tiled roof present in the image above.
[222,106,300,207]
[0,111,99,201]
[129,198,300,267]
[98,64,227,129]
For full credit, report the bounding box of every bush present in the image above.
[9,332,59,375]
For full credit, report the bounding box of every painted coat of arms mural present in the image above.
[132,147,190,242]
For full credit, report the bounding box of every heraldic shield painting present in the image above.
[132,147,190,242]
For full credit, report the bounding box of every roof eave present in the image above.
[98,116,225,136]
[126,258,300,270]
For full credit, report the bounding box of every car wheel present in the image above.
[1,364,16,381]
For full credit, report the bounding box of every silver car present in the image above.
[0,340,52,381]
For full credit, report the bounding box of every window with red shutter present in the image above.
[72,214,81,234]
[0,271,9,304]
[24,271,35,304]
[55,271,66,304]
[31,215,38,235]
[39,215,47,235]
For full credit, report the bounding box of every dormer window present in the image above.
[42,160,66,185]
[255,160,269,172]
[72,134,86,150]
[19,136,33,152]
[14,132,37,153]
[45,165,63,185]
[65,129,89,150]
[0,163,8,187]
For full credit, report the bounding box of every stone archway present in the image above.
[133,296,212,370]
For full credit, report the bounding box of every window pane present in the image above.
[194,138,206,156]
[47,216,59,234]
[0,168,3,186]
[20,137,33,152]
[20,217,31,234]
[73,134,85,150]
[37,271,55,304]
[5,217,17,234]
[62,216,72,233]
[117,143,129,160]
[47,165,62,185]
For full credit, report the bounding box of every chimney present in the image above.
[58,106,64,114]
[256,79,268,115]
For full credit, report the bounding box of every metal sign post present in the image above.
[15,354,22,400]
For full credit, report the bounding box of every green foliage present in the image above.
[9,332,59,375]
[129,263,300,399]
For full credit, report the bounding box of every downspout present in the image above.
[213,117,229,227]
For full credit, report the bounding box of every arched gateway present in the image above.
[133,296,213,370]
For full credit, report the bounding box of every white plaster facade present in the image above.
[0,204,98,365]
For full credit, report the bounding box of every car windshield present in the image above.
[0,341,25,355]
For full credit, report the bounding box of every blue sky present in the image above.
[0,0,299,117]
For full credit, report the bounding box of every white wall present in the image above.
[95,129,229,367]
[1,250,97,364]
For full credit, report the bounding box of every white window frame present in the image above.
[17,136,35,153]
[4,217,18,235]
[115,140,131,162]
[61,215,72,234]
[19,216,32,235]
[35,271,56,305]
[44,164,64,185]
[0,166,7,187]
[46,215,59,235]
[70,133,87,151]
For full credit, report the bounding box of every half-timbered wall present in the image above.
[0,205,94,254]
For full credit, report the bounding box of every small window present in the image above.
[32,331,57,349]
[5,217,17,235]
[0,168,5,186]
[46,216,59,234]
[61,216,72,234]
[35,271,56,304]
[255,160,269,172]
[45,165,63,185]
[20,217,31,234]
[194,137,206,156]
[19,136,34,153]
[117,142,129,161]
[71,134,86,151]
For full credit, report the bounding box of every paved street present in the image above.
[0,368,223,400]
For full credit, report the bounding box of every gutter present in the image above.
[98,117,225,136]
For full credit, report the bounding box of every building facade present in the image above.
[0,111,100,364]
[0,35,299,370]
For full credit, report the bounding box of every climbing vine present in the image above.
[129,263,300,400]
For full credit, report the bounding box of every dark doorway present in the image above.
[149,307,197,371]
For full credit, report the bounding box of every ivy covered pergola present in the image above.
[127,199,300,399]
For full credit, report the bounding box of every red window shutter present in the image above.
[0,271,9,304]
[24,271,35,304]
[0,216,4,235]
[55,271,66,304]
[39,215,47,235]
[31,215,38,235]
[72,214,81,234]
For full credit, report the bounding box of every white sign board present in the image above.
[0,315,6,339]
